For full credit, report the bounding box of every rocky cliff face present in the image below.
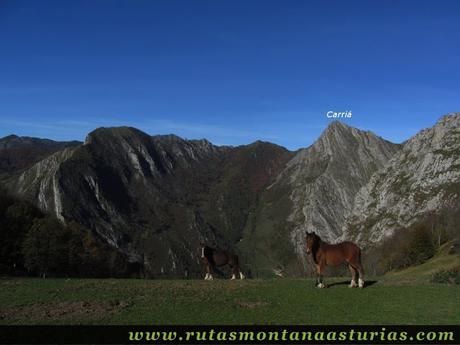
[343,113,460,247]
[245,121,400,273]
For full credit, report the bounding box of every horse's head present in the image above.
[305,231,318,255]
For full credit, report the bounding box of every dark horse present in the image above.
[199,243,245,280]
[305,231,364,288]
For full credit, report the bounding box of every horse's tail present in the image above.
[358,246,364,275]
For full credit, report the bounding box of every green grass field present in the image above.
[1,277,459,325]
[1,247,459,325]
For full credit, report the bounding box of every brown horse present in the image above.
[199,243,245,280]
[305,231,364,288]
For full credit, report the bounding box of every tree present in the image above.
[22,217,70,277]
[407,224,435,265]
[0,191,43,274]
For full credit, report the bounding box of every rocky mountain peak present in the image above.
[0,135,20,149]
[314,121,391,156]
[438,112,460,125]
[0,134,19,141]
[324,120,351,131]
[84,126,150,145]
[151,133,185,143]
[404,113,460,153]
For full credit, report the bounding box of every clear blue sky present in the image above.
[0,0,459,150]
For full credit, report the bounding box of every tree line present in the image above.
[364,205,460,276]
[0,188,130,278]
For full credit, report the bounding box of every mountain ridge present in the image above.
[343,113,460,247]
[0,135,81,177]
[2,114,459,277]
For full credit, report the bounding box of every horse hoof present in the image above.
[358,279,364,288]
[317,283,326,288]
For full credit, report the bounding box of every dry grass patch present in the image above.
[0,300,130,322]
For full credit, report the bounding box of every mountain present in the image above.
[6,127,292,277]
[242,121,401,274]
[0,135,81,177]
[3,114,459,278]
[343,113,460,247]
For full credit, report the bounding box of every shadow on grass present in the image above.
[326,280,378,288]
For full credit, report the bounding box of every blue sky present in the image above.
[0,0,459,150]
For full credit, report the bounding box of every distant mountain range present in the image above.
[1,113,459,277]
[0,135,81,177]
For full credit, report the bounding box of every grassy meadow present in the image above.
[1,276,459,325]
[1,245,459,325]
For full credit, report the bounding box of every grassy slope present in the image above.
[1,277,459,325]
[383,240,460,284]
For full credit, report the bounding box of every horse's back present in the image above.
[322,241,360,265]
[341,241,361,250]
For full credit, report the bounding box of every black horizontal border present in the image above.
[0,325,458,344]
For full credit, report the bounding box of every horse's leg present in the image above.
[230,263,237,280]
[203,261,209,280]
[205,263,214,280]
[349,256,365,288]
[208,264,214,280]
[315,264,320,287]
[234,264,245,280]
[239,268,245,280]
[356,264,364,288]
[230,255,245,280]
[354,250,365,288]
[348,265,357,288]
[314,264,320,287]
[204,265,209,280]
[316,263,326,288]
